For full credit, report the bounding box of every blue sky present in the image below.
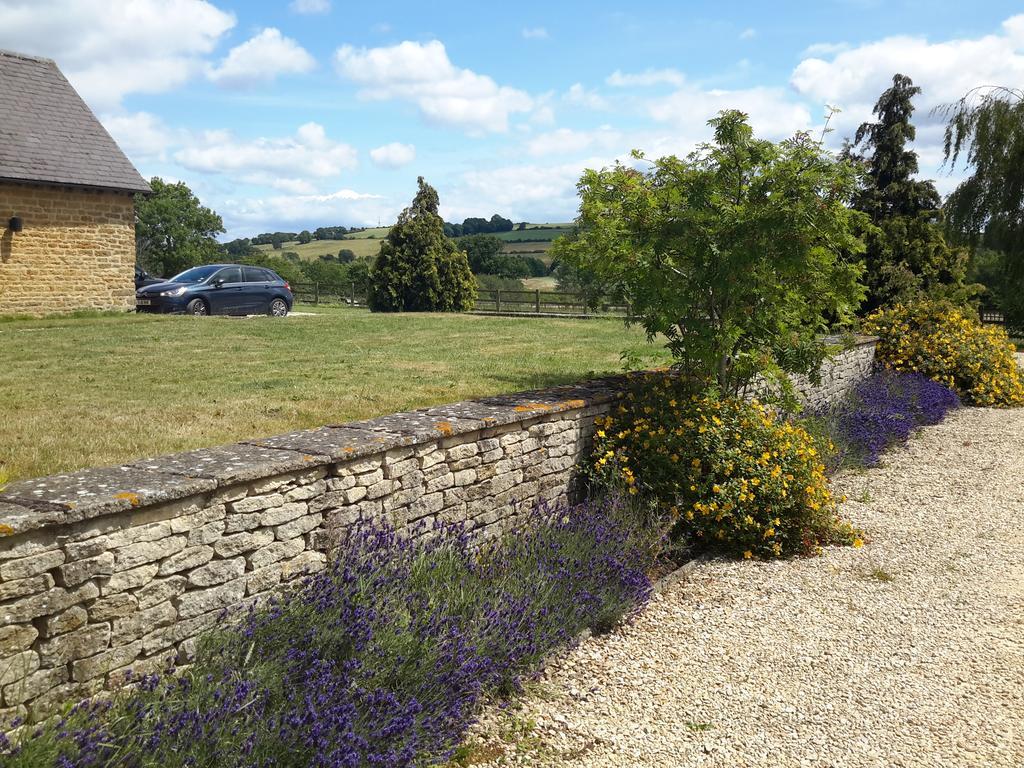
[3,1,1024,238]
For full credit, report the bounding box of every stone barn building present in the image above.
[0,49,150,316]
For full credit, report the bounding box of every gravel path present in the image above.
[471,406,1024,767]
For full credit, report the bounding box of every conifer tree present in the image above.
[369,178,476,312]
[847,74,969,311]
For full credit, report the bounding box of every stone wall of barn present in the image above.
[0,182,136,315]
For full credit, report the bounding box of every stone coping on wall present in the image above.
[0,334,876,539]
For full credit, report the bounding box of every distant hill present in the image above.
[255,223,573,263]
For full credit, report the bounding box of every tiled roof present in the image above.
[0,49,151,194]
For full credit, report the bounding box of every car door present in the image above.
[241,266,271,313]
[206,267,245,314]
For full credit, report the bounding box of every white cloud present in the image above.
[207,28,315,88]
[222,189,392,236]
[100,111,183,161]
[526,127,622,157]
[739,28,757,40]
[290,0,330,14]
[648,84,813,140]
[443,158,604,223]
[606,68,686,88]
[334,40,534,134]
[0,0,235,110]
[369,142,416,169]
[791,14,1024,173]
[522,27,548,40]
[175,122,358,180]
[802,41,850,57]
[564,83,609,111]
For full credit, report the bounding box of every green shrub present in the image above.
[589,374,860,559]
[864,299,1024,406]
[370,177,476,312]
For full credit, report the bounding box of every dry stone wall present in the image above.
[0,182,137,316]
[0,339,875,724]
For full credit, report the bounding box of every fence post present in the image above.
[350,281,356,307]
[535,288,540,313]
[314,282,320,305]
[496,289,501,313]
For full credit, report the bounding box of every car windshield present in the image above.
[169,266,220,284]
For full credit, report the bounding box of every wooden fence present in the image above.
[290,282,627,317]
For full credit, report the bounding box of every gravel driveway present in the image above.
[472,406,1024,767]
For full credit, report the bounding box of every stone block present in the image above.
[39,624,111,666]
[249,538,305,570]
[3,666,68,707]
[354,469,384,487]
[116,536,186,571]
[188,557,246,587]
[102,560,158,594]
[453,469,477,487]
[0,550,65,581]
[0,651,39,686]
[260,502,308,527]
[42,605,88,637]
[111,601,177,645]
[186,519,226,547]
[275,513,322,541]
[57,552,114,587]
[283,481,326,502]
[0,573,53,602]
[174,579,246,620]
[229,493,284,514]
[157,545,214,576]
[0,624,38,655]
[214,530,274,558]
[364,479,395,500]
[223,513,261,534]
[72,642,142,683]
[446,443,479,461]
[89,593,139,621]
[325,475,356,492]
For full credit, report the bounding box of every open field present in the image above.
[253,224,573,264]
[255,237,381,260]
[0,307,666,482]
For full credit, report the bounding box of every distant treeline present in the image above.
[237,214,523,250]
[443,215,517,237]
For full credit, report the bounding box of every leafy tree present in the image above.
[301,258,350,286]
[297,230,312,244]
[846,74,969,311]
[337,248,357,263]
[461,234,503,269]
[369,178,476,312]
[940,86,1024,329]
[134,177,224,277]
[240,253,304,285]
[222,237,258,258]
[551,110,864,401]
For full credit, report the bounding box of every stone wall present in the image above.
[0,340,875,724]
[0,182,137,316]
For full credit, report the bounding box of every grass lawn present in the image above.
[0,307,666,482]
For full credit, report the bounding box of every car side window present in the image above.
[261,269,278,282]
[216,267,243,283]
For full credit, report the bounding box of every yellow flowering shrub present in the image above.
[590,374,860,559]
[864,300,1024,407]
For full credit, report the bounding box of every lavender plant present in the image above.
[2,497,653,768]
[807,370,960,472]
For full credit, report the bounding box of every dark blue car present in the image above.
[136,264,293,317]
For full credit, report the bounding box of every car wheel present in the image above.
[268,298,289,317]
[186,298,209,316]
